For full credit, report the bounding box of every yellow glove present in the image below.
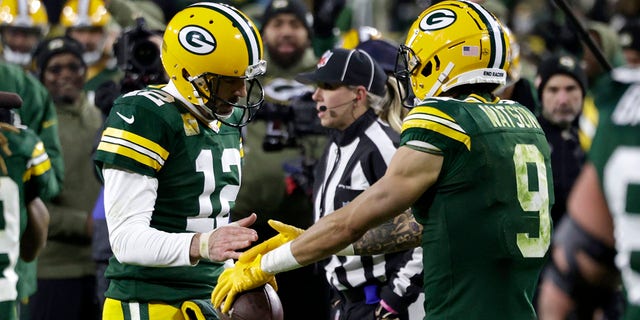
[211,254,277,314]
[238,219,304,263]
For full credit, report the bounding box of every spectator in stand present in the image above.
[28,36,104,320]
[536,54,624,320]
[534,54,587,226]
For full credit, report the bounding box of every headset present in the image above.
[318,98,357,112]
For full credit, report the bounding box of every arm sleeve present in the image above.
[103,167,195,267]
[380,247,424,312]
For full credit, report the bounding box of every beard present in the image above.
[267,44,306,69]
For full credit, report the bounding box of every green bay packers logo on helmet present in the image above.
[178,25,216,55]
[419,9,456,31]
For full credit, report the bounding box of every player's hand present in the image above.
[207,214,258,261]
[211,254,277,314]
[238,219,304,263]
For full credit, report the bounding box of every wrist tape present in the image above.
[261,241,302,274]
[199,230,214,261]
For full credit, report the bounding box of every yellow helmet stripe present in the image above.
[191,3,262,67]
[76,0,91,26]
[466,1,507,69]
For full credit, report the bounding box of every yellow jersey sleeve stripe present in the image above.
[403,113,465,133]
[22,158,52,182]
[25,141,52,180]
[102,127,169,161]
[29,158,52,177]
[97,141,163,171]
[402,118,471,150]
[409,106,456,122]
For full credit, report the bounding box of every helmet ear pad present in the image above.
[402,0,510,99]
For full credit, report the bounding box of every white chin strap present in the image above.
[3,47,32,66]
[426,62,455,98]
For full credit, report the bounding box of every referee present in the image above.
[296,48,424,320]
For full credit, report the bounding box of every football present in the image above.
[217,283,283,320]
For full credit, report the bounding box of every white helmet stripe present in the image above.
[194,3,261,66]
[466,1,506,69]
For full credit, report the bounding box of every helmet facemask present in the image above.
[395,44,419,108]
[187,60,266,128]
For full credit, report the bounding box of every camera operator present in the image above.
[231,1,331,319]
[94,17,167,118]
[90,17,167,317]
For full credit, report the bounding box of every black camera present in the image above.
[95,18,166,116]
[113,17,165,90]
[257,79,326,152]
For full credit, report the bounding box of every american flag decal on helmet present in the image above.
[462,46,479,56]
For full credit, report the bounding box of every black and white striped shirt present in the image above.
[312,109,423,308]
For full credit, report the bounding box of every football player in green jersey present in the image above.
[538,66,640,319]
[0,93,54,320]
[93,3,267,319]
[212,1,553,319]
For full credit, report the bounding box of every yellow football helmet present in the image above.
[60,0,111,28]
[396,0,510,102]
[161,2,266,127]
[0,0,48,31]
[0,0,49,65]
[504,26,521,85]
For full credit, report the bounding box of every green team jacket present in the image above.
[0,62,63,199]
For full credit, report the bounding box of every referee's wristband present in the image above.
[260,241,302,274]
[199,230,214,261]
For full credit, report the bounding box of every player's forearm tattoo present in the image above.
[352,210,422,255]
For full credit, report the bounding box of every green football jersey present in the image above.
[400,94,553,320]
[0,126,55,319]
[94,87,244,302]
[590,73,640,319]
[0,63,63,198]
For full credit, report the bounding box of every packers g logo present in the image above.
[178,25,216,55]
[419,9,456,31]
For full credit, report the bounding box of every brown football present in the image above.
[217,283,283,320]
